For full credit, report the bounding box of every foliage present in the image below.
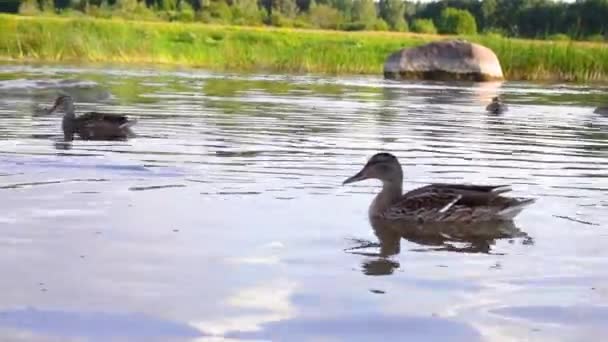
[350,0,375,29]
[437,7,477,35]
[2,14,608,82]
[231,0,265,25]
[547,33,571,42]
[0,14,605,82]
[378,0,407,32]
[18,0,41,15]
[308,3,342,29]
[411,18,436,34]
[586,34,605,42]
[6,0,608,40]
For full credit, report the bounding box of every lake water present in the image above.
[0,63,606,342]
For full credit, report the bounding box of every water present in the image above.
[0,63,607,342]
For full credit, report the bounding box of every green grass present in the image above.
[2,14,608,82]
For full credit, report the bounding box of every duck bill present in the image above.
[343,168,368,185]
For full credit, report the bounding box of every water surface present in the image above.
[0,63,607,342]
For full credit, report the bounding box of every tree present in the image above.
[232,0,265,25]
[437,7,477,34]
[273,0,297,17]
[378,0,408,31]
[351,0,376,26]
[328,0,352,21]
[309,3,342,29]
[480,0,496,31]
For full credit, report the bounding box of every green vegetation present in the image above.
[2,14,608,82]
[1,0,608,41]
[411,19,437,35]
[437,7,477,35]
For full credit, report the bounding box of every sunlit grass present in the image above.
[2,14,608,81]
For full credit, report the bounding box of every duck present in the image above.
[46,95,137,141]
[486,96,507,114]
[343,153,535,223]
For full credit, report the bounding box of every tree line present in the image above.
[3,0,608,40]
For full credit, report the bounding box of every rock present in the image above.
[384,39,504,82]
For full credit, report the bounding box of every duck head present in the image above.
[47,95,75,117]
[343,153,404,185]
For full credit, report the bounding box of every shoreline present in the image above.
[2,14,608,82]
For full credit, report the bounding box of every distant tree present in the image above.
[273,0,298,18]
[231,0,265,25]
[437,7,477,34]
[480,0,496,31]
[378,0,408,31]
[207,0,233,21]
[308,3,342,29]
[19,0,41,14]
[411,18,437,34]
[326,0,352,21]
[351,0,376,27]
[371,17,389,31]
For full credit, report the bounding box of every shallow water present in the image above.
[0,63,607,342]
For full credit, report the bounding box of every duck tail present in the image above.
[497,197,536,220]
[491,185,512,195]
[119,119,137,129]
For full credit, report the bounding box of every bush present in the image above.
[207,1,232,22]
[437,7,477,35]
[231,0,265,26]
[113,0,158,20]
[308,4,343,30]
[340,21,367,31]
[371,18,389,31]
[548,33,571,41]
[19,0,41,15]
[586,34,604,42]
[411,18,436,34]
[268,12,293,27]
[483,27,507,37]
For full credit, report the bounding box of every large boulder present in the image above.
[384,40,504,82]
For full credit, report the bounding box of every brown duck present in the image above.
[343,153,535,223]
[47,95,137,141]
[486,96,508,114]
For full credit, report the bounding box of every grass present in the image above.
[2,14,608,82]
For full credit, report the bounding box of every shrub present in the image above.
[371,18,388,31]
[548,33,571,41]
[340,21,367,31]
[308,4,343,30]
[437,7,477,35]
[19,0,41,15]
[586,34,604,42]
[411,18,436,34]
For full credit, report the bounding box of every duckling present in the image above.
[486,97,507,114]
[46,95,136,141]
[343,153,535,223]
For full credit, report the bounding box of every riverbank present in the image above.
[2,14,608,82]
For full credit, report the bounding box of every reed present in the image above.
[2,14,608,82]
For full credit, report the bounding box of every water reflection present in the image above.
[348,217,532,275]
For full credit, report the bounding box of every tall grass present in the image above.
[2,14,608,81]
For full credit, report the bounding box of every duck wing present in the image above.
[383,188,464,220]
[76,112,130,125]
[405,184,511,206]
[385,184,534,222]
[74,112,135,140]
